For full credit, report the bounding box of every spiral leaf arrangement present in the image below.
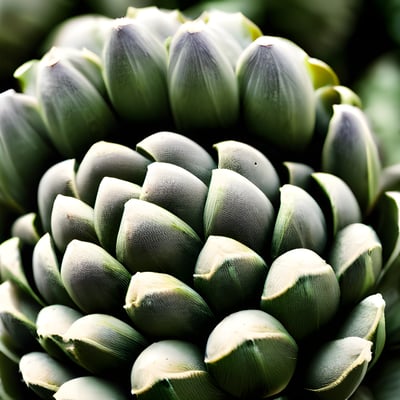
[0,6,399,400]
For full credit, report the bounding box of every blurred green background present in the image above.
[1,0,399,164]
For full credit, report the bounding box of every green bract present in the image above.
[136,130,216,184]
[36,304,83,361]
[0,5,397,400]
[140,162,208,235]
[261,248,340,340]
[75,140,150,206]
[271,184,327,258]
[322,104,381,213]
[19,351,78,399]
[54,376,128,400]
[50,195,98,254]
[60,240,131,314]
[194,235,268,316]
[102,18,170,123]
[124,271,214,341]
[36,47,117,158]
[205,309,298,398]
[304,337,372,400]
[62,313,147,376]
[131,340,229,400]
[214,140,280,203]
[116,198,203,283]
[204,168,275,253]
[236,35,316,151]
[37,159,79,234]
[328,223,382,306]
[93,177,141,254]
[0,90,56,213]
[168,20,239,131]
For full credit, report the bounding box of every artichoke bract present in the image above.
[168,19,239,132]
[205,309,298,398]
[0,5,399,400]
[236,36,316,152]
[102,17,171,124]
[36,47,117,159]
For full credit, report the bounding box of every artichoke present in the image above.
[0,5,398,400]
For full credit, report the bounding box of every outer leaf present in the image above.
[136,131,216,184]
[379,163,400,195]
[75,141,150,206]
[372,192,400,306]
[204,168,275,254]
[36,304,83,361]
[0,90,56,213]
[328,223,382,306]
[337,293,385,368]
[322,104,381,213]
[349,386,375,400]
[36,47,116,158]
[131,340,230,400]
[102,18,170,122]
[0,349,32,399]
[93,177,141,254]
[61,240,131,314]
[0,281,41,353]
[236,36,316,151]
[304,337,372,400]
[37,159,78,234]
[19,351,78,399]
[32,233,75,307]
[198,9,262,66]
[38,47,108,97]
[205,309,298,399]
[50,194,98,253]
[282,161,314,190]
[11,212,42,247]
[168,20,239,131]
[314,85,362,141]
[44,15,112,57]
[214,140,280,203]
[261,248,340,340]
[63,313,147,375]
[124,271,214,341]
[116,198,203,283]
[54,376,128,400]
[0,320,21,364]
[14,59,39,96]
[306,57,339,89]
[140,162,208,235]
[312,172,362,236]
[0,237,44,306]
[194,235,268,316]
[201,9,262,47]
[271,184,327,259]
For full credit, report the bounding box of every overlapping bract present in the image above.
[0,127,391,400]
[0,5,398,400]
[4,6,364,216]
